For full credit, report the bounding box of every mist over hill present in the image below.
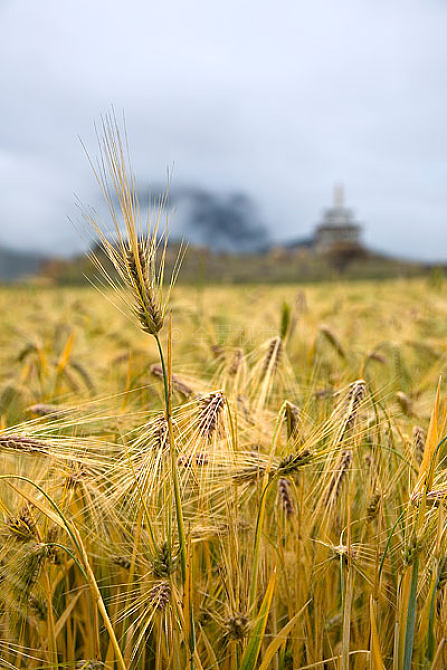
[104,185,270,253]
[0,246,45,281]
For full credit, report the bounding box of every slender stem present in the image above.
[155,333,170,413]
[155,331,195,669]
[43,568,58,668]
[154,333,187,581]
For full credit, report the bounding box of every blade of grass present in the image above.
[240,571,276,670]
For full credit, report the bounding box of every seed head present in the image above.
[263,336,283,375]
[325,449,352,505]
[229,348,243,375]
[16,543,47,600]
[277,449,313,475]
[278,477,295,516]
[403,538,423,566]
[337,380,367,442]
[319,325,345,359]
[126,241,164,335]
[233,451,266,483]
[83,115,177,341]
[152,541,175,578]
[367,351,387,364]
[412,488,447,507]
[0,434,50,454]
[233,463,266,484]
[148,580,171,610]
[223,613,249,642]
[198,391,225,439]
[113,556,131,570]
[29,596,47,621]
[413,426,426,465]
[28,403,68,418]
[284,401,301,441]
[150,416,170,452]
[366,492,381,521]
[7,506,37,542]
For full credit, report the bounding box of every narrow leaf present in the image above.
[258,600,309,670]
[402,558,419,670]
[240,571,276,670]
[369,596,385,670]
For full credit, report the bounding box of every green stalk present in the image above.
[379,509,407,580]
[402,557,419,670]
[425,558,445,666]
[250,480,273,608]
[342,568,353,670]
[154,333,186,581]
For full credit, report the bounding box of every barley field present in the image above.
[1,121,447,670]
[0,276,447,670]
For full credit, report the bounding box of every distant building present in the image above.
[314,185,363,253]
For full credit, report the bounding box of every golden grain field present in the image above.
[0,276,447,670]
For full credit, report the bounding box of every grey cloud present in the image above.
[0,0,446,260]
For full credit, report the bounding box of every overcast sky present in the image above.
[0,0,446,259]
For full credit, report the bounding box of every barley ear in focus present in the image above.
[82,114,181,338]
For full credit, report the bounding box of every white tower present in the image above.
[314,185,362,253]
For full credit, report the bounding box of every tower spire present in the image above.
[334,183,344,208]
